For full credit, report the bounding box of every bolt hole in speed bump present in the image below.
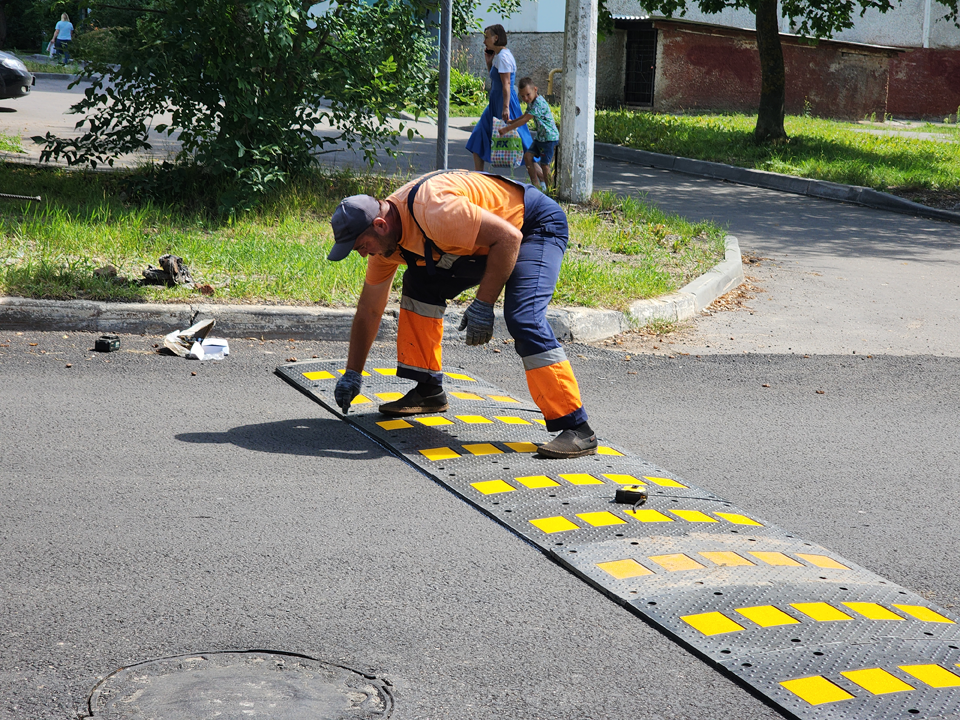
[85,651,393,720]
[275,360,960,719]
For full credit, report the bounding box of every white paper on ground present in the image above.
[187,337,230,361]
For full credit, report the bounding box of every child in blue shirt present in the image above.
[497,77,559,191]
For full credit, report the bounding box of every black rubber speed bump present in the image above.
[276,360,960,719]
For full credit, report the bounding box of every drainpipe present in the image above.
[547,68,562,96]
[922,0,932,48]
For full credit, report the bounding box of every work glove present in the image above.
[458,298,495,346]
[334,369,363,414]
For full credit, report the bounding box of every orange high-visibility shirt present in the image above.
[365,172,525,286]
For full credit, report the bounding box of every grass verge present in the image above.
[0,163,724,311]
[594,110,960,195]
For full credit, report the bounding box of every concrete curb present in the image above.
[0,235,743,343]
[595,142,960,224]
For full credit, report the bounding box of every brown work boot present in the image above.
[379,386,449,416]
[537,423,598,459]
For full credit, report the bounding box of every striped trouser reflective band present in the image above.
[396,295,445,383]
[522,348,585,423]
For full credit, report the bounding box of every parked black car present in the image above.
[0,51,34,101]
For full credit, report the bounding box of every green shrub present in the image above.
[72,28,121,63]
[450,67,485,106]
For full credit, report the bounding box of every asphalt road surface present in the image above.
[3,78,960,719]
[1,331,958,719]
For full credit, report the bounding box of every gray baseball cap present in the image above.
[329,195,380,261]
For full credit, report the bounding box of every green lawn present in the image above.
[0,163,724,311]
[594,110,960,194]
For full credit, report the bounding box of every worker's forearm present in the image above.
[346,282,390,372]
[474,212,522,304]
[476,245,518,304]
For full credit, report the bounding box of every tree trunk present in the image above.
[754,0,787,143]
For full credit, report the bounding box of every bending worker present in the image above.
[328,170,597,459]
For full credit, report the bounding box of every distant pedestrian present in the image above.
[465,24,532,171]
[497,77,559,191]
[52,13,74,65]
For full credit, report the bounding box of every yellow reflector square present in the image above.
[417,416,454,426]
[736,605,800,627]
[597,559,653,579]
[530,516,579,533]
[495,416,531,425]
[681,612,744,636]
[451,391,484,400]
[597,446,623,455]
[842,602,904,621]
[796,553,850,570]
[790,603,853,622]
[899,664,960,688]
[603,474,644,485]
[650,554,705,572]
[373,368,397,375]
[504,442,538,453]
[749,552,803,567]
[714,512,763,526]
[559,473,604,485]
[893,605,955,623]
[671,510,718,523]
[444,372,475,381]
[515,475,560,489]
[456,415,493,424]
[643,475,688,488]
[780,676,854,706]
[419,447,460,461]
[625,509,673,522]
[462,443,503,456]
[487,395,519,403]
[338,369,372,376]
[471,479,516,495]
[577,511,627,527]
[376,419,413,430]
[376,392,405,401]
[351,394,372,405]
[699,551,754,567]
[841,668,914,695]
[533,418,547,425]
[303,370,334,380]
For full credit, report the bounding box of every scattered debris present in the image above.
[94,264,118,279]
[143,254,194,286]
[95,334,121,353]
[162,319,229,361]
[197,283,215,296]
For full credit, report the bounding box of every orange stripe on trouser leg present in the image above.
[525,360,583,420]
[397,308,443,373]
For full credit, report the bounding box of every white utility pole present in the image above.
[558,0,598,202]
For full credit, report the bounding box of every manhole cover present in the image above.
[86,651,393,719]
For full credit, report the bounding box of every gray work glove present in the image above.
[458,298,495,346]
[334,369,363,413]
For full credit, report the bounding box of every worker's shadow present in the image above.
[175,417,391,459]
